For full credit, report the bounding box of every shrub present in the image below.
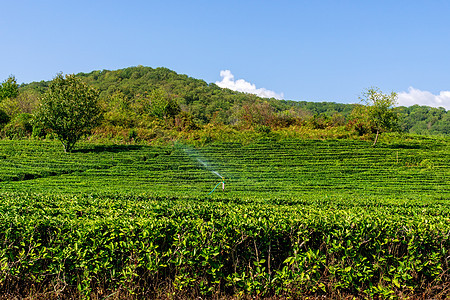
[307,113,331,129]
[175,111,198,131]
[255,124,271,134]
[2,113,33,138]
[0,109,9,128]
[128,129,138,142]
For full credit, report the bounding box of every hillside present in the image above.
[19,66,355,125]
[1,67,449,298]
[5,66,450,138]
[2,136,448,198]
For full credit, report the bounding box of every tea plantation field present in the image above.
[0,136,448,298]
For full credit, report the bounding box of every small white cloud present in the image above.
[215,70,284,100]
[397,87,450,110]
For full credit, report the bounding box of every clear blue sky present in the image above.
[2,0,450,108]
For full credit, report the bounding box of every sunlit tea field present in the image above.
[0,135,448,298]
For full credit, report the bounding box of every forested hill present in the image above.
[20,66,355,124]
[18,66,450,135]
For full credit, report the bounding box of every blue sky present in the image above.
[1,1,450,109]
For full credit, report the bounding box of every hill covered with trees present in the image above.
[1,66,449,143]
[20,66,355,126]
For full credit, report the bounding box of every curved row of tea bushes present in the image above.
[1,138,449,200]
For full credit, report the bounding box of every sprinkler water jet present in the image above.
[208,177,225,195]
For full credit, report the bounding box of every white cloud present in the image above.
[215,70,284,100]
[397,87,450,110]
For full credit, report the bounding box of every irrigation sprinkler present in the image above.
[177,143,226,195]
[208,177,225,195]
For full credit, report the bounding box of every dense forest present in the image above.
[1,66,449,142]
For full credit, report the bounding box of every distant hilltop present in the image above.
[7,66,450,137]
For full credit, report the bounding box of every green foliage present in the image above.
[36,74,102,152]
[0,110,9,128]
[358,87,399,145]
[0,193,447,298]
[1,135,448,196]
[19,67,360,129]
[398,105,450,135]
[0,137,448,298]
[0,75,19,101]
[146,88,180,119]
[307,113,331,129]
[16,66,450,137]
[174,111,199,131]
[347,104,373,136]
[2,113,33,139]
[255,124,271,134]
[0,90,40,119]
[103,91,136,127]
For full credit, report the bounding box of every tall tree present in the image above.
[360,87,399,146]
[0,75,19,101]
[37,74,102,152]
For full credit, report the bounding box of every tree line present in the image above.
[0,66,448,151]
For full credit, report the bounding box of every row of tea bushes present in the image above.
[0,193,448,298]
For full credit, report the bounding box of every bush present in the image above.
[0,109,9,128]
[2,113,33,138]
[174,111,198,131]
[255,124,271,134]
[128,129,138,142]
[346,104,374,136]
[307,113,331,129]
[0,91,40,119]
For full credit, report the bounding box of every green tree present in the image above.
[0,75,19,101]
[37,74,102,152]
[3,113,33,139]
[0,90,40,119]
[148,88,180,119]
[0,109,9,129]
[360,87,399,146]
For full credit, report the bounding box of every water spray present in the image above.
[208,177,225,195]
[176,143,226,195]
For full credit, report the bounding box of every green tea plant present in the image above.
[0,136,448,298]
[0,193,447,298]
